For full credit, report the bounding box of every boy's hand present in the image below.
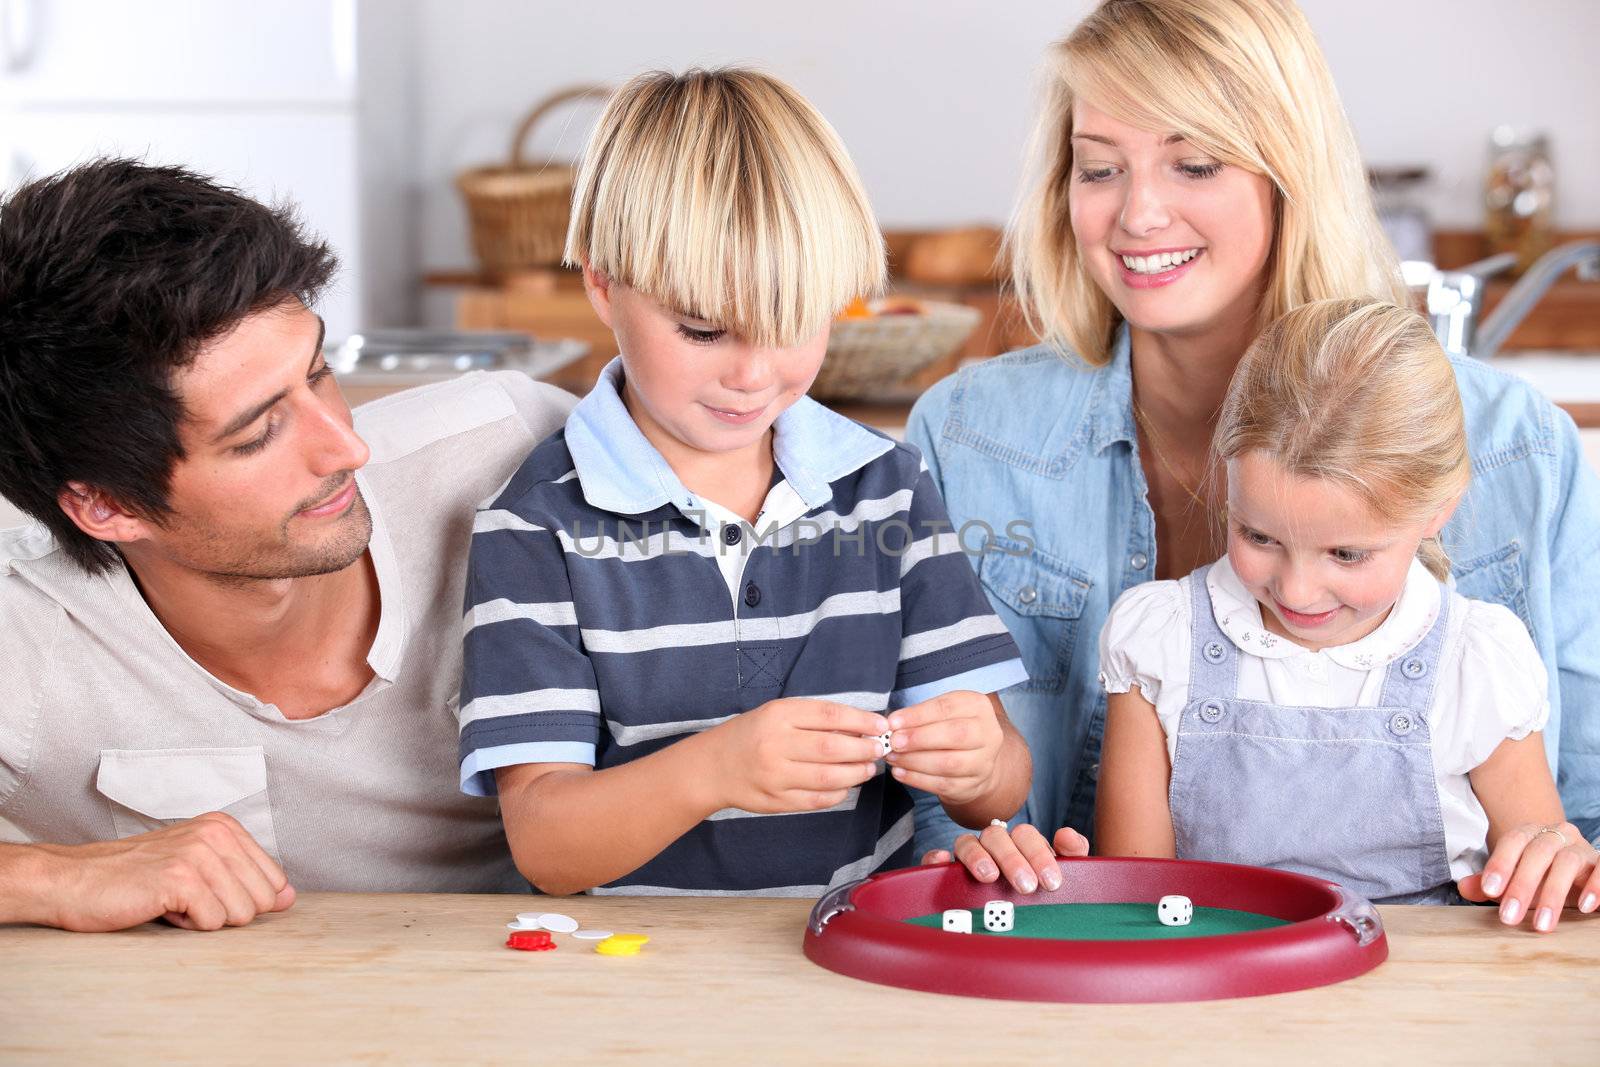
[706,698,888,815]
[1457,821,1599,932]
[921,822,1089,894]
[883,691,1005,806]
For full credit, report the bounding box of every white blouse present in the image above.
[1097,556,1550,880]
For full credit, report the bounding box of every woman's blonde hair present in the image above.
[1214,299,1468,580]
[564,67,885,349]
[1010,0,1409,364]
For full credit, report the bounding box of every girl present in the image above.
[945,299,1600,932]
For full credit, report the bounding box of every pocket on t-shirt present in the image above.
[977,536,1092,694]
[95,746,280,861]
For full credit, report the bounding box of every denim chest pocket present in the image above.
[977,537,1093,694]
[96,746,281,862]
[1451,539,1533,643]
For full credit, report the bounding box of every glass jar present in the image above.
[1485,126,1555,274]
[1370,166,1433,265]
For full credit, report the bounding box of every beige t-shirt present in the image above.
[0,371,575,892]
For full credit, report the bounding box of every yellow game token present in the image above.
[594,933,649,956]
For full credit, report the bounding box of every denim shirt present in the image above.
[906,327,1600,853]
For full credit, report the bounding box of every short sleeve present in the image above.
[488,370,579,438]
[458,501,602,797]
[1449,598,1550,770]
[890,446,1028,707]
[0,584,57,811]
[1097,579,1190,710]
[0,694,27,809]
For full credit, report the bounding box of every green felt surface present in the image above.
[907,902,1289,940]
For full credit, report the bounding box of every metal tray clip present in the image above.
[807,877,866,936]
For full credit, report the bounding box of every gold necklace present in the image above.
[1131,396,1210,513]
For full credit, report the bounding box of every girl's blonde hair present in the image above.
[1010,0,1409,364]
[1214,299,1468,580]
[564,67,885,349]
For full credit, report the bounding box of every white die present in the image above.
[983,900,1014,932]
[1157,895,1193,927]
[942,909,973,933]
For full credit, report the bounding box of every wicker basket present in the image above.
[811,300,981,400]
[456,85,612,276]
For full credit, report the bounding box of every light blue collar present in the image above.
[1088,323,1137,455]
[563,357,894,517]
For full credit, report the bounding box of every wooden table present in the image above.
[2,894,1596,1064]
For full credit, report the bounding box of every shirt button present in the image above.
[1307,659,1326,679]
[1130,552,1149,571]
[1017,585,1038,605]
[722,523,742,546]
[744,581,762,608]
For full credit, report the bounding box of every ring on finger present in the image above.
[1533,825,1569,848]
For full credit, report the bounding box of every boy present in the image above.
[458,68,1032,895]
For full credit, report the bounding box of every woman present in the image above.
[905,0,1600,888]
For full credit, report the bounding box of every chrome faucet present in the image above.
[1426,241,1600,359]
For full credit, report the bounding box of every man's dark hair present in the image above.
[0,158,337,573]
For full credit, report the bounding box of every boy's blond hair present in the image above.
[1215,299,1469,580]
[1010,0,1409,365]
[564,67,885,349]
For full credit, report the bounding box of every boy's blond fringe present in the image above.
[565,68,886,350]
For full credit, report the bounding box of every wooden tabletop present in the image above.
[2,893,1596,1065]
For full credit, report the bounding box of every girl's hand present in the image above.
[920,822,1089,895]
[1457,821,1599,932]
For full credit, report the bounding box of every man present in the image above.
[0,159,574,931]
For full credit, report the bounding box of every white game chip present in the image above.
[537,912,580,934]
[571,930,614,940]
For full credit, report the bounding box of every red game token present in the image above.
[506,930,556,951]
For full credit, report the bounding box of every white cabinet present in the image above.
[8,108,363,333]
[0,0,356,104]
[0,0,415,340]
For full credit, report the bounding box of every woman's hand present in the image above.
[1457,821,1599,932]
[920,821,1089,894]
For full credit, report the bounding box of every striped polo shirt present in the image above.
[459,357,1027,895]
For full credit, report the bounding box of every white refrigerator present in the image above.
[0,0,417,342]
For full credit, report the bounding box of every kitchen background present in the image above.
[1,0,1597,515]
[0,1,1595,848]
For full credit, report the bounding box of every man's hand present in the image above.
[19,812,294,932]
[703,698,888,815]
